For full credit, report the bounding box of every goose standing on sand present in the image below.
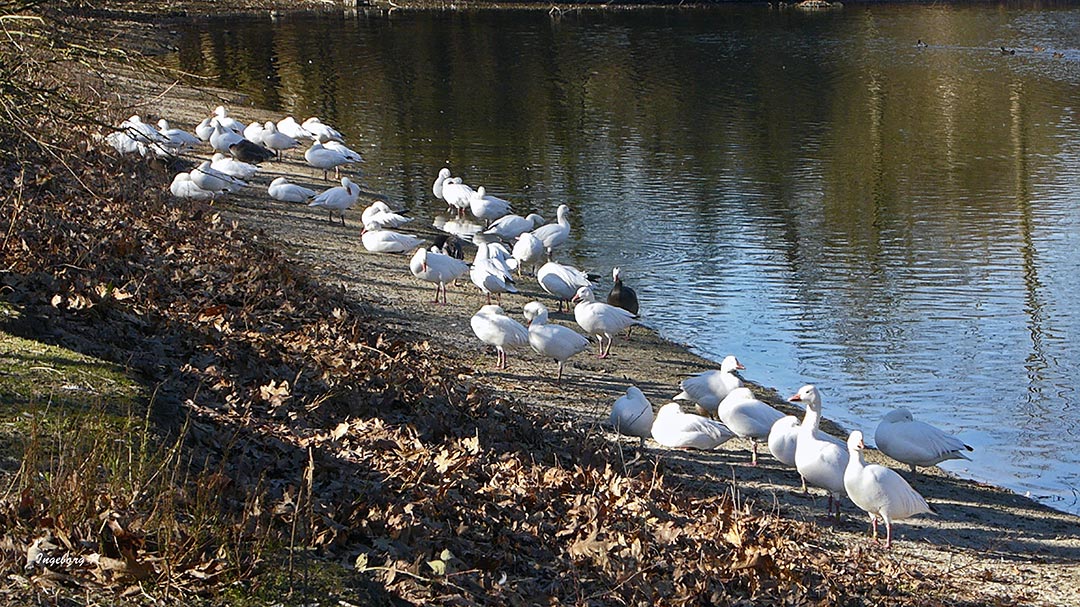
[512,232,546,276]
[361,201,411,231]
[469,186,512,224]
[522,301,591,382]
[432,169,475,216]
[267,177,315,203]
[471,240,518,304]
[528,204,571,259]
[156,119,201,153]
[607,267,639,338]
[875,408,973,473]
[571,285,637,359]
[361,229,424,253]
[261,121,300,160]
[195,117,215,142]
[170,172,216,201]
[305,141,352,181]
[791,384,849,518]
[210,153,258,180]
[323,140,363,165]
[302,117,344,142]
[610,386,654,441]
[537,261,594,312]
[651,403,737,450]
[674,355,745,416]
[769,413,844,492]
[483,213,545,241]
[410,246,469,305]
[190,160,246,194]
[717,387,786,465]
[309,177,359,224]
[844,430,934,549]
[470,305,530,369]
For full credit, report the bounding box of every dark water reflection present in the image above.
[169,4,1080,513]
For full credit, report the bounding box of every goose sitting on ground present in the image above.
[209,120,244,154]
[229,138,276,164]
[528,203,571,259]
[361,201,412,231]
[470,304,530,370]
[607,267,639,337]
[410,246,469,305]
[844,430,934,549]
[610,386,654,442]
[243,121,267,145]
[211,105,243,133]
[717,387,786,465]
[537,261,593,312]
[170,172,216,200]
[195,117,215,142]
[483,213,545,240]
[276,116,312,140]
[512,232,545,276]
[261,121,300,160]
[522,301,591,382]
[651,403,737,450]
[190,160,246,194]
[674,355,745,416]
[156,119,201,154]
[361,229,424,253]
[267,177,315,203]
[874,408,973,473]
[210,152,258,180]
[572,286,637,359]
[309,177,359,224]
[469,186,512,224]
[791,384,849,518]
[302,116,345,143]
[305,141,352,181]
[471,240,517,304]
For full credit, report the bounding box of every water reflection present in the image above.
[169,5,1080,513]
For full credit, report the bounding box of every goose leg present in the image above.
[556,361,564,382]
[750,440,758,466]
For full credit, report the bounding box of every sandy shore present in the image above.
[113,48,1080,605]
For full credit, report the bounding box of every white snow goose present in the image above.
[471,240,517,304]
[674,355,745,416]
[305,141,352,181]
[361,201,412,231]
[717,387,786,465]
[276,116,312,140]
[410,247,469,305]
[170,172,216,201]
[537,261,593,312]
[210,152,258,180]
[511,232,545,277]
[571,286,637,358]
[156,119,201,153]
[243,121,267,145]
[522,301,591,382]
[791,385,850,518]
[610,386,654,442]
[844,430,934,548]
[432,169,475,216]
[302,116,345,143]
[267,177,315,203]
[469,186,512,224]
[261,121,300,160]
[470,305,530,369]
[209,119,244,154]
[361,229,424,253]
[190,160,246,194]
[309,177,359,224]
[483,213,545,241]
[875,408,973,473]
[651,403,737,450]
[528,203,571,259]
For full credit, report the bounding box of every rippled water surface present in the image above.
[171,4,1080,513]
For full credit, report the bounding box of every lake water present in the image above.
[169,4,1080,514]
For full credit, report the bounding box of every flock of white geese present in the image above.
[110,108,975,549]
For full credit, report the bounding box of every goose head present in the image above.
[847,430,866,453]
[881,408,913,424]
[789,384,821,412]
[720,355,745,373]
[571,285,596,304]
[523,301,550,325]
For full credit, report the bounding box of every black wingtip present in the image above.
[964,444,974,452]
